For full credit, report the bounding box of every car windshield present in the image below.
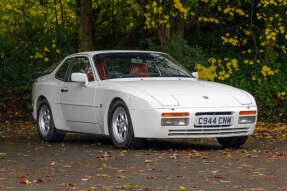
[93,52,192,80]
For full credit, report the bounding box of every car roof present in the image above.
[70,50,166,57]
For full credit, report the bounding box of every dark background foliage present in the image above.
[0,0,286,122]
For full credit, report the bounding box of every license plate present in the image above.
[194,115,234,126]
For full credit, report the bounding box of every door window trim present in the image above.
[54,55,98,82]
[65,56,96,82]
[55,58,73,82]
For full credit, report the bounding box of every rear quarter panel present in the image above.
[32,74,70,131]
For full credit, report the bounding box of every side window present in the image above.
[67,57,94,82]
[55,58,72,81]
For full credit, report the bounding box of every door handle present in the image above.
[61,88,69,93]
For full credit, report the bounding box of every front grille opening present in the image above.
[169,127,249,132]
[168,131,248,136]
[168,127,250,136]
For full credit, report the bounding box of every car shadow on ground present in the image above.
[1,131,247,151]
[59,134,223,151]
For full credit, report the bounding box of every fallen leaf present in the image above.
[214,174,224,179]
[170,154,177,159]
[61,183,79,187]
[249,188,264,191]
[179,185,186,190]
[17,174,28,178]
[123,184,142,189]
[20,180,31,185]
[50,161,56,166]
[0,153,7,158]
[224,152,232,158]
[35,179,43,183]
[96,174,108,177]
[116,169,126,173]
[219,180,231,184]
[145,160,152,163]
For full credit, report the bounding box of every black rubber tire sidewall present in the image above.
[108,100,135,148]
[37,99,64,142]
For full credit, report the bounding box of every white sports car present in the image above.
[32,50,257,148]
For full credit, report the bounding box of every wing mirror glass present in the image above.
[71,73,88,86]
[192,72,199,80]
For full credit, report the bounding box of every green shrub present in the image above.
[145,36,287,121]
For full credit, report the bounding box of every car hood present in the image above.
[108,78,255,108]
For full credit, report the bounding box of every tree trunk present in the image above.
[172,19,185,56]
[158,19,184,48]
[78,0,94,52]
[158,24,171,48]
[173,19,184,39]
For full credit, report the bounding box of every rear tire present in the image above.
[37,99,65,142]
[217,136,248,148]
[108,100,143,149]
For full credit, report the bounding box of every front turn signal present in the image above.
[161,112,190,117]
[239,111,257,115]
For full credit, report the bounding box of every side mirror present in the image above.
[192,72,199,80]
[71,73,88,86]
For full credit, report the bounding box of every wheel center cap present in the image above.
[119,122,125,129]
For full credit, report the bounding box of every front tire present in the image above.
[217,136,248,148]
[108,100,142,148]
[37,99,65,142]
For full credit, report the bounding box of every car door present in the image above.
[59,56,101,134]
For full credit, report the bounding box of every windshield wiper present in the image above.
[132,72,160,76]
[160,74,191,78]
[108,73,190,79]
[108,73,158,78]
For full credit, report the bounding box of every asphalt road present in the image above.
[0,121,287,191]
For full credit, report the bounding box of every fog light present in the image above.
[161,118,189,126]
[238,116,256,124]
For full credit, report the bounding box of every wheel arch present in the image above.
[106,96,142,148]
[106,97,126,135]
[36,95,49,111]
[100,87,158,136]
[37,95,47,105]
[108,97,125,114]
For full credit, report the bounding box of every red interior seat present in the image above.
[85,65,94,81]
[130,64,148,77]
[97,60,107,80]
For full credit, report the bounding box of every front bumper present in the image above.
[130,106,257,139]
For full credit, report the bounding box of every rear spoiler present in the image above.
[36,71,53,78]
